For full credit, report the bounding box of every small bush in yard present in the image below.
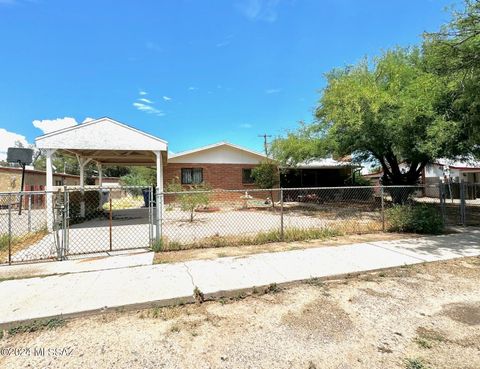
[0,234,10,252]
[386,204,443,234]
[404,358,429,369]
[193,286,204,304]
[8,317,65,336]
[151,239,164,252]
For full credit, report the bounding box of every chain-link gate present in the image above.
[439,181,480,227]
[1,186,156,264]
[465,183,480,226]
[63,186,155,257]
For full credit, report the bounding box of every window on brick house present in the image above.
[242,168,255,184]
[181,168,203,184]
[55,179,63,186]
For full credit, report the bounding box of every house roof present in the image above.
[35,117,168,165]
[168,141,267,160]
[434,158,480,170]
[0,166,80,179]
[167,141,269,165]
[291,158,358,169]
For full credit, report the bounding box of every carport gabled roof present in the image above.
[35,117,168,165]
[36,117,167,151]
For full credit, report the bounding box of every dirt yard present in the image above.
[1,257,479,369]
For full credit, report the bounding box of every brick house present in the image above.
[0,166,80,193]
[0,166,119,193]
[165,142,267,190]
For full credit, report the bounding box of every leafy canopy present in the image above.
[273,48,461,185]
[273,1,480,187]
[423,0,480,156]
[251,161,280,189]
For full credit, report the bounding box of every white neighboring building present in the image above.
[424,158,480,185]
[365,158,480,186]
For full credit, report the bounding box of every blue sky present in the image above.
[0,0,459,157]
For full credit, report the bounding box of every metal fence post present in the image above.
[460,180,466,226]
[8,203,12,265]
[109,188,113,252]
[148,186,153,247]
[63,187,69,259]
[27,194,32,233]
[156,187,163,245]
[439,181,446,227]
[380,185,385,231]
[280,188,284,241]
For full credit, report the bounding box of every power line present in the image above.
[257,133,272,156]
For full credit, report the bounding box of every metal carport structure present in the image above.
[35,117,168,240]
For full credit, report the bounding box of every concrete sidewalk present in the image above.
[1,229,479,327]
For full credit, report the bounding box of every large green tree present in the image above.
[423,0,480,156]
[272,48,464,187]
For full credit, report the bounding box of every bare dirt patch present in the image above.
[1,257,480,369]
[441,302,480,326]
[282,298,353,340]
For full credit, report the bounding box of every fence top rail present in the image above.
[0,184,444,197]
[0,190,57,196]
[64,185,149,190]
[159,184,434,196]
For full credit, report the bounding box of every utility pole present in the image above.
[258,133,272,157]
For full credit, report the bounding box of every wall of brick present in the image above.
[164,163,259,190]
[0,170,21,192]
[0,167,80,192]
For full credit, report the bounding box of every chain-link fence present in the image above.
[464,183,480,226]
[1,183,478,264]
[158,185,431,251]
[0,186,154,264]
[0,191,58,264]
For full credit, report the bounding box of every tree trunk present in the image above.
[379,158,428,205]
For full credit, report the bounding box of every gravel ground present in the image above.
[10,205,381,263]
[1,257,479,369]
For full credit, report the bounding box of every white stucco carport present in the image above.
[35,117,168,234]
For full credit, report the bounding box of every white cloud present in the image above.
[0,128,29,161]
[162,96,172,101]
[188,86,198,91]
[133,90,164,117]
[265,88,281,94]
[82,117,95,123]
[33,117,78,134]
[239,123,253,129]
[236,0,280,23]
[133,102,164,116]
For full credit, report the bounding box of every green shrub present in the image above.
[386,204,443,234]
[166,178,211,222]
[68,190,101,220]
[0,234,10,252]
[151,239,164,252]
